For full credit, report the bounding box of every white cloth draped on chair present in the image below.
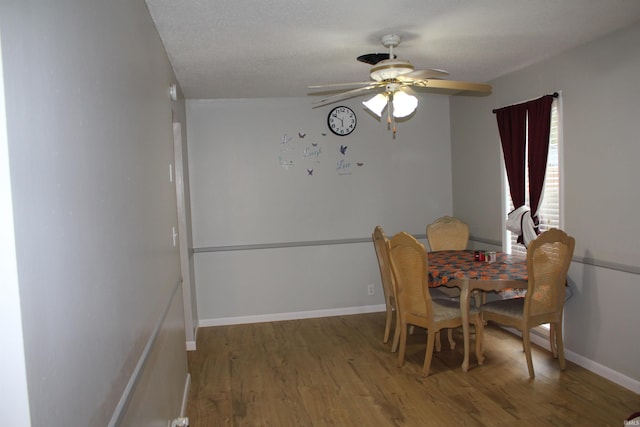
[506,205,538,248]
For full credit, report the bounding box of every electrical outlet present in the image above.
[367,284,375,295]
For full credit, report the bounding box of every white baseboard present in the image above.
[198,304,386,327]
[563,348,640,394]
[501,326,640,394]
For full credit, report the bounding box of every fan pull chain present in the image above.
[386,93,396,137]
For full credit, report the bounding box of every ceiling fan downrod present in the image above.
[381,34,401,60]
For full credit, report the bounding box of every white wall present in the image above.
[450,22,640,388]
[187,96,453,322]
[0,1,189,425]
[0,28,31,426]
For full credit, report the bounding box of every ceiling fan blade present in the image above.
[311,84,382,107]
[357,53,395,65]
[308,81,375,90]
[398,68,449,81]
[410,79,492,95]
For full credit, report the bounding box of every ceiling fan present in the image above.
[309,34,492,135]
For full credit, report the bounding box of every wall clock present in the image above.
[327,106,356,136]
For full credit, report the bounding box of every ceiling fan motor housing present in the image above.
[369,34,415,81]
[370,59,415,81]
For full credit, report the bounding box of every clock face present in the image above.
[328,106,356,136]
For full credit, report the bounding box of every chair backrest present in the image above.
[525,228,575,318]
[426,216,469,251]
[388,232,433,319]
[372,226,395,304]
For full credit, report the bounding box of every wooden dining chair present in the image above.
[388,232,484,376]
[426,216,474,344]
[372,226,401,352]
[426,216,469,252]
[427,215,488,308]
[373,226,456,353]
[480,228,575,378]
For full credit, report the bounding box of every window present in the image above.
[502,97,562,336]
[504,99,561,256]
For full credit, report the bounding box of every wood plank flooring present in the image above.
[186,313,639,426]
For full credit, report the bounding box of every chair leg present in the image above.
[422,330,437,377]
[554,321,566,371]
[471,290,487,308]
[383,305,393,344]
[472,291,481,308]
[549,323,558,358]
[397,323,408,368]
[447,329,455,350]
[391,311,401,353]
[434,329,455,351]
[522,328,535,378]
[474,317,484,365]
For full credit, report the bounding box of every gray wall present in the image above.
[186,96,454,323]
[0,1,189,425]
[451,23,640,389]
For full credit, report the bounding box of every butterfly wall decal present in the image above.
[357,162,364,167]
[311,142,318,147]
[298,132,306,138]
[339,145,347,155]
[307,169,313,175]
[278,156,294,169]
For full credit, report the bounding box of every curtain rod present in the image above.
[492,92,558,114]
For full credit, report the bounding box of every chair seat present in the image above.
[409,299,480,324]
[481,297,524,319]
[430,287,458,301]
[433,298,480,322]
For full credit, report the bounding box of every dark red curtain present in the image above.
[496,103,527,209]
[526,95,554,225]
[495,95,555,241]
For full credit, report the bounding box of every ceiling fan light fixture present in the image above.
[362,93,388,118]
[392,91,418,118]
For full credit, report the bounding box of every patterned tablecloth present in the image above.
[428,250,527,287]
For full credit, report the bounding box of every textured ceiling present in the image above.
[145,0,640,100]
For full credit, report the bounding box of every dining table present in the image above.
[427,249,528,372]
